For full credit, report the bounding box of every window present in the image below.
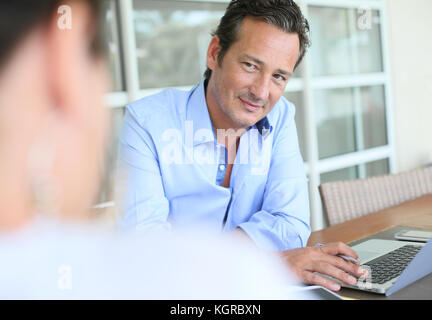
[97,0,125,206]
[133,0,226,89]
[321,158,390,184]
[315,85,387,159]
[100,0,394,231]
[304,1,393,229]
[105,0,124,92]
[309,6,383,76]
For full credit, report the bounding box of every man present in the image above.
[0,0,307,300]
[117,0,365,291]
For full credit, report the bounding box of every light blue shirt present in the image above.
[116,80,310,251]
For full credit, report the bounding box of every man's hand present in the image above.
[281,242,367,291]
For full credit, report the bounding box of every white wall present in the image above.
[386,0,432,172]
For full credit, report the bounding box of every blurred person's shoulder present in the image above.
[0,218,304,299]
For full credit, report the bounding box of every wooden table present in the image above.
[307,194,432,300]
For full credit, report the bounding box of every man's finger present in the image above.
[320,253,365,278]
[312,261,358,287]
[319,242,359,261]
[302,270,341,292]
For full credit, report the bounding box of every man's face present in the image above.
[206,16,300,129]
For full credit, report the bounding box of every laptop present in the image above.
[335,238,432,295]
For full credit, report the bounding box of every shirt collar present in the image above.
[186,80,273,146]
[186,81,215,146]
[253,116,273,139]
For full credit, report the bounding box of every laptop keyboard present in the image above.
[363,245,422,284]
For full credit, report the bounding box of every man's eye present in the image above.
[243,62,256,70]
[274,74,287,82]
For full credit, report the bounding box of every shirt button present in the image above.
[219,165,225,171]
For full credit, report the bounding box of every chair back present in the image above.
[319,167,432,226]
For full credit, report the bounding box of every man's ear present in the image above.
[206,35,221,72]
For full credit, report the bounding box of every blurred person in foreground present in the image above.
[0,0,309,299]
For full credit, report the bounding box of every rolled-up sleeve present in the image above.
[238,103,311,251]
[115,107,171,233]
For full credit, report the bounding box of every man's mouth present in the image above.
[239,97,262,112]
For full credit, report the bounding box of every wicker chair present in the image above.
[319,166,432,226]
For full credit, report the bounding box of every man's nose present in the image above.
[250,75,270,103]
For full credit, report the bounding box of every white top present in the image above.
[0,217,310,299]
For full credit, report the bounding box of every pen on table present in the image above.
[315,243,360,264]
